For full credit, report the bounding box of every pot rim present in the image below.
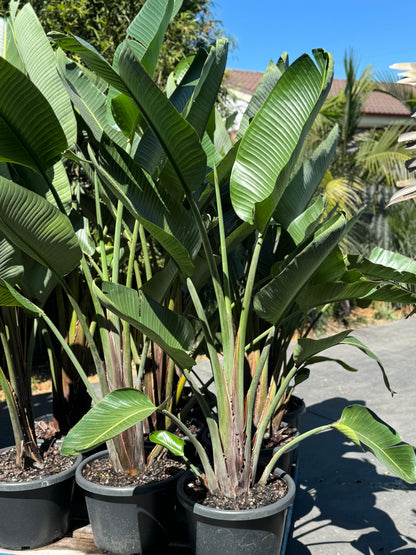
[76,449,184,497]
[0,446,81,492]
[177,467,296,521]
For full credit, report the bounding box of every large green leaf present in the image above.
[254,213,346,324]
[347,247,416,286]
[286,195,326,245]
[13,4,77,148]
[50,33,128,94]
[126,0,181,77]
[0,57,68,172]
[0,232,23,283]
[294,331,393,394]
[94,281,195,369]
[0,177,81,277]
[296,280,416,309]
[60,59,127,148]
[230,50,333,230]
[117,41,207,193]
[11,161,72,214]
[0,14,23,70]
[61,388,157,455]
[236,56,288,140]
[0,278,40,317]
[133,49,208,177]
[293,330,352,366]
[274,124,339,229]
[94,139,200,276]
[333,405,416,483]
[185,38,228,139]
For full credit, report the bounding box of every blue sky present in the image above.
[214,0,413,80]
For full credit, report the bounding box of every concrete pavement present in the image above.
[286,316,416,554]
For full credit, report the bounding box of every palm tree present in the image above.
[306,53,412,254]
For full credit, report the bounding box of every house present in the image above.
[224,69,414,131]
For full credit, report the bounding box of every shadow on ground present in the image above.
[286,397,416,554]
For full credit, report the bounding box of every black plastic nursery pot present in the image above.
[259,423,300,475]
[76,449,184,555]
[0,451,81,550]
[284,395,306,429]
[176,468,296,555]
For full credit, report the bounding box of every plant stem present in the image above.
[259,424,333,484]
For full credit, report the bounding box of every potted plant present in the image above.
[0,2,91,548]
[54,16,416,555]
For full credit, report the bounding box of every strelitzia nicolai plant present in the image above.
[58,36,416,498]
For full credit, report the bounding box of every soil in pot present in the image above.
[77,450,186,555]
[258,422,299,475]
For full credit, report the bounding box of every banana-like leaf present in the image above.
[254,213,346,324]
[94,139,200,276]
[13,4,77,148]
[61,388,157,455]
[332,405,416,483]
[50,33,129,94]
[0,14,23,70]
[275,125,339,229]
[230,50,333,230]
[111,94,140,139]
[126,0,181,77]
[236,56,288,140]
[94,281,195,369]
[150,430,185,457]
[135,47,210,184]
[0,231,23,283]
[185,38,228,139]
[293,330,352,366]
[296,280,416,309]
[11,161,72,215]
[0,278,40,317]
[117,41,207,193]
[60,59,127,148]
[0,176,81,277]
[347,247,416,285]
[294,331,393,393]
[286,195,326,245]
[0,57,68,172]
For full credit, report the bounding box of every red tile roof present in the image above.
[225,69,411,118]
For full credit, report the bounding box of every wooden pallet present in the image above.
[0,525,102,555]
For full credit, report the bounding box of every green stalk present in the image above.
[234,233,264,427]
[244,327,275,470]
[250,363,300,482]
[245,325,275,352]
[185,279,232,488]
[139,224,152,281]
[259,424,333,484]
[38,308,99,404]
[213,166,234,366]
[94,171,109,282]
[112,200,124,284]
[123,220,141,389]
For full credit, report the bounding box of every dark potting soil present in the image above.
[184,473,289,511]
[0,416,76,482]
[82,454,185,488]
[0,445,77,483]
